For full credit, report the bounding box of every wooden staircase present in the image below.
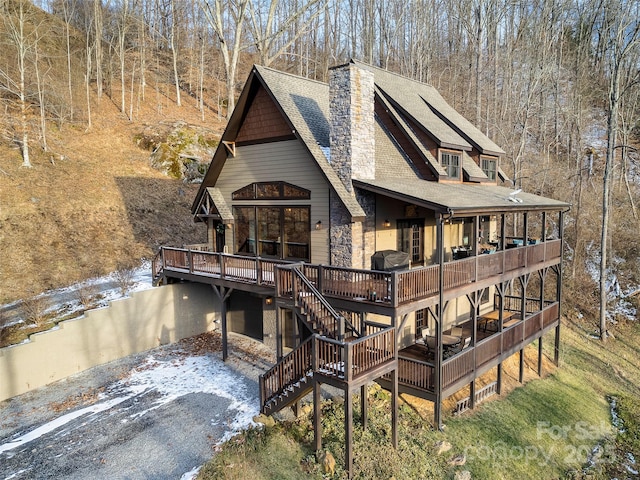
[260,267,396,416]
[260,336,314,415]
[290,267,360,340]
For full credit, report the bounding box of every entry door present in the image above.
[398,219,424,263]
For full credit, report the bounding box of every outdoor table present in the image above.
[478,310,516,332]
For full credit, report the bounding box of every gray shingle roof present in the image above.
[353,61,505,156]
[254,66,366,220]
[205,187,234,223]
[195,62,565,220]
[353,178,569,214]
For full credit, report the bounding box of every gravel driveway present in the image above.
[0,332,276,480]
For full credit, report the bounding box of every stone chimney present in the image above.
[329,63,375,192]
[328,63,376,270]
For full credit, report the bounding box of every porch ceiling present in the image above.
[353,178,570,215]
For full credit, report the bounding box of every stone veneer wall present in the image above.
[328,63,376,269]
[330,190,354,267]
[329,63,376,190]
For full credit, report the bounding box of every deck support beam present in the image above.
[497,363,502,394]
[345,389,353,478]
[434,214,445,430]
[519,349,524,383]
[391,368,398,448]
[360,385,368,429]
[538,337,543,376]
[469,379,476,409]
[212,285,233,361]
[554,210,565,366]
[313,381,322,454]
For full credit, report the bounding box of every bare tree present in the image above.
[597,0,640,340]
[0,0,38,167]
[246,0,326,68]
[200,0,250,119]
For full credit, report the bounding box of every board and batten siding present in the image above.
[216,140,331,264]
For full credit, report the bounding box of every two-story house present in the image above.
[153,60,569,475]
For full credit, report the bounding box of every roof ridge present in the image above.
[253,64,329,87]
[350,59,435,88]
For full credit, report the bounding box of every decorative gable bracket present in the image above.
[223,141,236,157]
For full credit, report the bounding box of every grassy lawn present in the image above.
[198,319,640,479]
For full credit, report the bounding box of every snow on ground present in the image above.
[1,261,154,329]
[583,243,638,322]
[0,348,260,478]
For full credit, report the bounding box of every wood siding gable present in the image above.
[236,86,295,145]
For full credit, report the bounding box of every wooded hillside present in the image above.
[0,0,638,333]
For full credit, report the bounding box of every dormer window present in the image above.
[440,151,461,179]
[481,157,497,181]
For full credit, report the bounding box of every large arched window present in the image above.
[232,182,311,261]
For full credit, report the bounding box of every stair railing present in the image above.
[259,335,313,408]
[291,267,361,340]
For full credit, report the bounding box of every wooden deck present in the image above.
[391,302,560,398]
[154,239,562,309]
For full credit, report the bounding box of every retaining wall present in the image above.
[0,283,220,402]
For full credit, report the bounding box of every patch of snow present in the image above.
[3,469,30,479]
[584,245,638,322]
[1,261,154,331]
[180,465,201,480]
[0,353,259,456]
[0,396,132,454]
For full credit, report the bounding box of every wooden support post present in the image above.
[392,368,398,449]
[345,389,353,478]
[360,385,368,430]
[470,380,476,409]
[313,381,322,454]
[519,349,524,383]
[554,210,565,366]
[538,337,543,376]
[275,307,283,361]
[212,285,232,362]
[221,295,228,361]
[434,215,444,431]
[554,324,561,366]
[497,363,502,394]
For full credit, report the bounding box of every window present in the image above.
[233,206,310,261]
[232,182,310,200]
[257,207,281,257]
[440,151,461,179]
[415,309,426,339]
[234,207,256,254]
[481,157,497,180]
[481,288,490,305]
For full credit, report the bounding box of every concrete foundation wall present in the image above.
[0,283,220,403]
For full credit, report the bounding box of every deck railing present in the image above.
[397,301,560,395]
[442,348,475,389]
[475,334,502,368]
[501,295,555,314]
[315,327,395,381]
[393,357,435,391]
[157,238,562,307]
[349,328,395,379]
